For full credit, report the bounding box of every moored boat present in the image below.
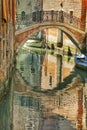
[74,54,87,70]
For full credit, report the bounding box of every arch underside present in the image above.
[15,22,85,51]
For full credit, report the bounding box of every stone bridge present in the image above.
[15,10,86,52]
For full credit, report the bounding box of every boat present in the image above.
[74,54,87,70]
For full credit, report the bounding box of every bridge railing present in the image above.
[16,10,84,31]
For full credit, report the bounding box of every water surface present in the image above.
[0,48,87,130]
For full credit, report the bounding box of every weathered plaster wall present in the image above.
[43,0,81,18]
[16,0,42,14]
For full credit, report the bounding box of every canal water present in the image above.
[0,47,87,130]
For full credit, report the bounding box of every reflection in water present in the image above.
[17,50,62,91]
[0,93,11,130]
[0,48,87,130]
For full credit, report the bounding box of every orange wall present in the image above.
[81,0,87,30]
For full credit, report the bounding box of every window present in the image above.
[21,11,25,20]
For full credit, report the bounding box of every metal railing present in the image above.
[16,10,84,31]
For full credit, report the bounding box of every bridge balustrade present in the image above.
[16,10,83,31]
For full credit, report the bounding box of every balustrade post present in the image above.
[37,10,43,22]
[32,12,36,22]
[51,10,54,21]
[36,11,40,22]
[59,10,64,22]
[69,10,73,24]
[40,11,42,23]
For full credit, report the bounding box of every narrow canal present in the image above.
[0,46,87,130]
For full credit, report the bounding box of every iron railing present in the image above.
[16,10,84,31]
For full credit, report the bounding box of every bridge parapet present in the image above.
[16,10,84,31]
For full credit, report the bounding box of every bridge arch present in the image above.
[15,22,85,51]
[58,27,81,50]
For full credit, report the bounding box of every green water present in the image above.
[0,48,87,130]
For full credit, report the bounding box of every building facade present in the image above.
[0,0,16,98]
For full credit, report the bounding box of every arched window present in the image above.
[21,11,25,20]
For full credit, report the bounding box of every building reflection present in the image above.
[13,76,84,130]
[17,51,41,89]
[41,53,62,90]
[75,68,87,129]
[14,48,87,129]
[0,48,85,130]
[0,93,11,130]
[17,50,62,91]
[13,93,40,130]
